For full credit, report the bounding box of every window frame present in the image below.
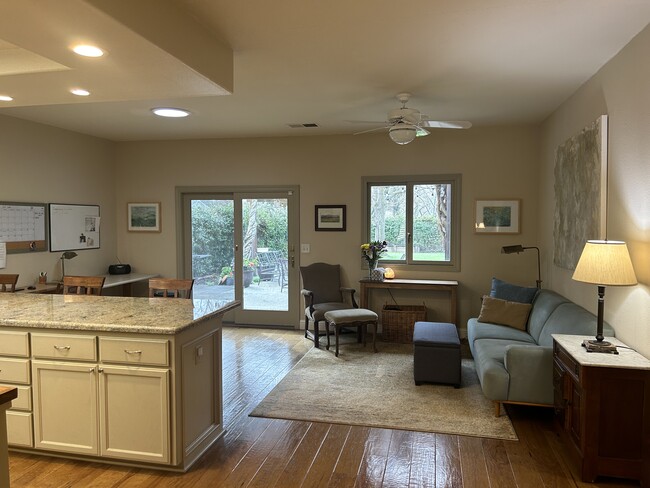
[361,174,461,272]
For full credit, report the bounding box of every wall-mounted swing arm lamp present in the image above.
[501,245,542,289]
[60,251,78,279]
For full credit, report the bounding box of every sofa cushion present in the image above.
[536,302,614,347]
[490,277,539,304]
[467,318,537,346]
[478,296,532,330]
[527,290,571,343]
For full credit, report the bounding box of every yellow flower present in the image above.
[361,243,370,250]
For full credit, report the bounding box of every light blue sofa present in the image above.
[467,289,614,416]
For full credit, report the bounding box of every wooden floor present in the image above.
[8,327,640,487]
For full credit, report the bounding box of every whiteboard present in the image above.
[0,202,48,253]
[49,204,100,252]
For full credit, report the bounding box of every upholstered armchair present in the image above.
[300,262,358,347]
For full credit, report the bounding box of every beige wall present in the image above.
[539,25,650,357]
[0,114,117,287]
[115,127,540,332]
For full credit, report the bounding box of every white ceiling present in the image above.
[0,0,649,142]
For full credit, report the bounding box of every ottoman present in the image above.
[413,321,461,388]
[323,309,378,357]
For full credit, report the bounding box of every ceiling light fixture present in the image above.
[70,88,90,97]
[72,45,104,57]
[0,95,13,102]
[388,122,417,145]
[152,108,190,118]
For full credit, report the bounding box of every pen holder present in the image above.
[38,274,47,284]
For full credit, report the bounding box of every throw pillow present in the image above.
[490,277,538,304]
[478,295,533,331]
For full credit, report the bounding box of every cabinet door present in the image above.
[98,366,170,464]
[32,361,98,455]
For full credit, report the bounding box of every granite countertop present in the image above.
[553,334,650,370]
[0,294,240,335]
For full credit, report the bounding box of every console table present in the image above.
[552,334,650,486]
[359,279,459,327]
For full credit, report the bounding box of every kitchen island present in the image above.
[0,293,239,472]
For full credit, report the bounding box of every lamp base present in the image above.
[582,339,618,354]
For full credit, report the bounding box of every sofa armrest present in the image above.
[503,345,554,405]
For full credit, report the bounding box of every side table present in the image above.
[552,334,650,486]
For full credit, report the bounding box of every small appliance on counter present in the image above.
[108,264,131,275]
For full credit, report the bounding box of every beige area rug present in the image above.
[250,342,517,441]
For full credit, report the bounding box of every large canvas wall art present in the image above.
[553,115,608,270]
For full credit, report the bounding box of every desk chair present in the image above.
[149,278,194,299]
[63,276,105,296]
[0,274,19,293]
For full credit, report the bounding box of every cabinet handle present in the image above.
[89,367,95,373]
[54,345,71,351]
[98,368,104,373]
[124,349,142,355]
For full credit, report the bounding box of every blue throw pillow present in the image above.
[490,277,538,304]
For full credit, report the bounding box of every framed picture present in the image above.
[127,202,161,232]
[315,205,346,231]
[475,199,520,234]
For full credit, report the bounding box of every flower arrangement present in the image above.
[361,240,388,269]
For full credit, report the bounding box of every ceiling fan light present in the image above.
[389,123,417,145]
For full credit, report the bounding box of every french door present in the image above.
[179,187,299,327]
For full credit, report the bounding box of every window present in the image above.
[362,174,461,271]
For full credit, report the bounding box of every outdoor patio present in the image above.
[193,279,288,311]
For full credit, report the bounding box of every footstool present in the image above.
[323,309,378,357]
[413,321,461,387]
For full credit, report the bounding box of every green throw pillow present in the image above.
[478,295,533,331]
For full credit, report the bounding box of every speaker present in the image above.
[108,264,131,275]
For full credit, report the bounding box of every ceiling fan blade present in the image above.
[353,126,390,135]
[415,127,430,137]
[346,120,388,124]
[421,120,472,129]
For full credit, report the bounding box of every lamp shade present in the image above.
[572,240,637,286]
[389,123,417,145]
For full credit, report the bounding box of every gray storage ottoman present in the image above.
[413,321,461,388]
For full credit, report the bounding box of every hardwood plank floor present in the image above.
[8,327,641,487]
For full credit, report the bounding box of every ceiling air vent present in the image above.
[288,123,319,128]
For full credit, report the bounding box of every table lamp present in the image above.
[572,240,637,353]
[501,245,542,288]
[60,251,78,279]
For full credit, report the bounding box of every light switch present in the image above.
[301,243,310,253]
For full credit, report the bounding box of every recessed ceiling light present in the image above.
[0,95,13,102]
[70,88,90,96]
[152,108,190,118]
[72,45,104,57]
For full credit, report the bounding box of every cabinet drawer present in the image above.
[7,411,34,447]
[0,330,30,357]
[32,333,97,361]
[0,383,31,411]
[100,338,169,367]
[555,345,580,382]
[0,358,30,384]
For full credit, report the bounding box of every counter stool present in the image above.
[413,321,461,388]
[323,309,378,357]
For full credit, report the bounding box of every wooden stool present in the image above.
[323,309,378,357]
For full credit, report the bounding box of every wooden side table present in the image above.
[359,279,459,327]
[0,386,18,487]
[552,334,650,486]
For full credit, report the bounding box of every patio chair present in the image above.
[257,250,280,283]
[300,262,358,347]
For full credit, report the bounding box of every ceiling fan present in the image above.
[354,93,472,145]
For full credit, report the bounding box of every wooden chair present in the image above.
[149,278,194,299]
[62,276,105,296]
[0,274,19,293]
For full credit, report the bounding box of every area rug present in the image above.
[250,343,517,441]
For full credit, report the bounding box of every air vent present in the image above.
[288,123,319,128]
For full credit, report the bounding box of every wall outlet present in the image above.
[301,243,310,253]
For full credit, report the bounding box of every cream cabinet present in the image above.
[0,330,33,448]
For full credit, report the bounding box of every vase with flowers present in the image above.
[361,240,388,280]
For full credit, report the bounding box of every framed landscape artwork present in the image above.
[127,202,161,232]
[315,205,346,231]
[474,199,520,234]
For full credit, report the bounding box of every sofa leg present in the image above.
[494,401,501,417]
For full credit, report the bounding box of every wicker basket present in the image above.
[381,304,427,343]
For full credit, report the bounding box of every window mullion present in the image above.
[406,182,414,264]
